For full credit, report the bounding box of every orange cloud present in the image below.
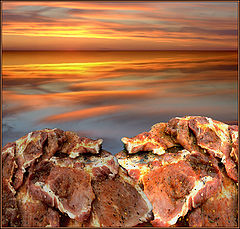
[3,89,154,117]
[2,1,237,50]
[3,51,237,90]
[40,105,129,123]
[2,1,154,11]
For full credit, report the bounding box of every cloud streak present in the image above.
[2,50,237,152]
[2,1,237,50]
[40,105,129,123]
[3,51,237,122]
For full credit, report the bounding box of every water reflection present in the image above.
[2,51,238,153]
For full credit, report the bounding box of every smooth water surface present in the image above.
[2,51,238,153]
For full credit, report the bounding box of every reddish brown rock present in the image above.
[118,116,238,227]
[2,129,152,227]
[188,168,238,227]
[117,150,222,227]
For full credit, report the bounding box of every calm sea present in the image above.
[2,51,238,153]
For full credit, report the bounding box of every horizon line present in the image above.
[3,49,238,52]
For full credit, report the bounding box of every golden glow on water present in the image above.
[2,51,238,153]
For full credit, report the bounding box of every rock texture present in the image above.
[2,116,238,227]
[2,129,152,227]
[117,116,238,227]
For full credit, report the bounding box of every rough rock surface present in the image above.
[2,129,152,227]
[117,116,238,227]
[2,116,238,227]
[187,167,238,227]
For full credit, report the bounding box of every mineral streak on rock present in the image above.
[118,116,238,227]
[2,129,152,227]
[2,116,238,227]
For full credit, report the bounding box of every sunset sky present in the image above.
[2,1,238,50]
